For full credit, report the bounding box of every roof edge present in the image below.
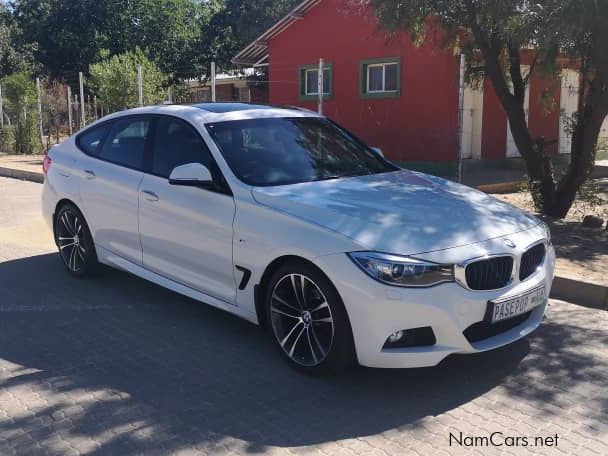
[232,0,322,66]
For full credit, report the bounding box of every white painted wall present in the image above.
[461,85,484,160]
[559,69,580,155]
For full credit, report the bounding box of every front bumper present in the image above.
[314,232,556,369]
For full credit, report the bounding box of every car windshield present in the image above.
[206,117,397,186]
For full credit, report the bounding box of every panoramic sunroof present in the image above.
[194,103,274,113]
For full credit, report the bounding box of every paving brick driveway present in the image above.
[0,177,607,456]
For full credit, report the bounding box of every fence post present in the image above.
[168,86,173,104]
[36,77,45,151]
[74,95,79,131]
[211,61,216,102]
[93,96,98,120]
[67,86,73,135]
[79,72,86,128]
[317,58,324,115]
[0,83,3,128]
[457,53,466,184]
[137,65,143,107]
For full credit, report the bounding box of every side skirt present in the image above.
[97,246,259,325]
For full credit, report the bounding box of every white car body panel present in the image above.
[138,173,237,303]
[77,152,144,265]
[42,103,555,369]
[252,170,540,256]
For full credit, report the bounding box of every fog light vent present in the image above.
[383,327,436,349]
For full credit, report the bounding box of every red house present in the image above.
[233,0,607,168]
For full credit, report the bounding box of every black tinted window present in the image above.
[151,117,213,178]
[77,124,110,156]
[206,117,396,186]
[98,118,150,170]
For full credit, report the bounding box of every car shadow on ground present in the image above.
[0,253,605,454]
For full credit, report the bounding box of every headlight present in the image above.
[348,252,454,288]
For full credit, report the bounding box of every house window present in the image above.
[360,58,401,98]
[299,64,332,100]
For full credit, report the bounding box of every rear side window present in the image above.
[76,124,110,156]
[150,117,214,178]
[98,118,150,170]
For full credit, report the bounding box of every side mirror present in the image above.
[169,163,214,188]
[371,146,384,158]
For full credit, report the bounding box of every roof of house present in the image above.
[232,0,321,66]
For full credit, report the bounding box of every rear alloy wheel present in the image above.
[266,262,356,374]
[54,204,98,277]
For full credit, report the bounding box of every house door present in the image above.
[559,69,580,155]
[506,67,530,158]
[461,85,484,160]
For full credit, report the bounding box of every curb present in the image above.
[0,166,44,184]
[550,276,608,311]
[476,181,522,194]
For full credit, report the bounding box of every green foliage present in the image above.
[12,0,213,79]
[88,49,169,113]
[0,125,16,154]
[0,72,40,154]
[197,0,301,72]
[0,3,36,77]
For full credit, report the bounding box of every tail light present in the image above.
[43,155,52,174]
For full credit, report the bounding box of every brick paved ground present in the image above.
[0,177,606,455]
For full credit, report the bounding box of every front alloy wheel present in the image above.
[270,274,334,367]
[266,262,356,374]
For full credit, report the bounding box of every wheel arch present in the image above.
[254,254,346,331]
[53,199,81,240]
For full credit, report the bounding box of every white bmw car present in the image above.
[42,103,555,373]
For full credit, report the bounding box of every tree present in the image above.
[11,0,206,79]
[367,0,608,218]
[88,49,169,113]
[41,78,69,144]
[0,3,36,77]
[0,72,41,154]
[202,0,301,71]
[12,0,107,77]
[99,0,206,80]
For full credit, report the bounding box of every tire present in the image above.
[54,203,99,278]
[265,260,356,374]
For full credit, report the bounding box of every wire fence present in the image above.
[0,67,267,155]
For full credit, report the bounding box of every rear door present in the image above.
[138,115,237,303]
[77,116,150,265]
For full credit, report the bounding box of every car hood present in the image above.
[251,170,540,256]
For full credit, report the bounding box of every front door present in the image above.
[138,116,237,303]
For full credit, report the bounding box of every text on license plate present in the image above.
[490,286,546,323]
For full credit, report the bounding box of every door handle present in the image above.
[141,190,159,202]
[83,169,96,180]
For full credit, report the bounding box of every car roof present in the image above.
[94,103,321,127]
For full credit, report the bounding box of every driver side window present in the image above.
[151,117,214,178]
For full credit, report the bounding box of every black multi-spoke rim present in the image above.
[56,210,87,272]
[270,274,334,367]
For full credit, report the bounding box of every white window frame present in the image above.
[304,68,330,96]
[366,62,399,93]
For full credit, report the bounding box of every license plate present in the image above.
[488,286,546,323]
